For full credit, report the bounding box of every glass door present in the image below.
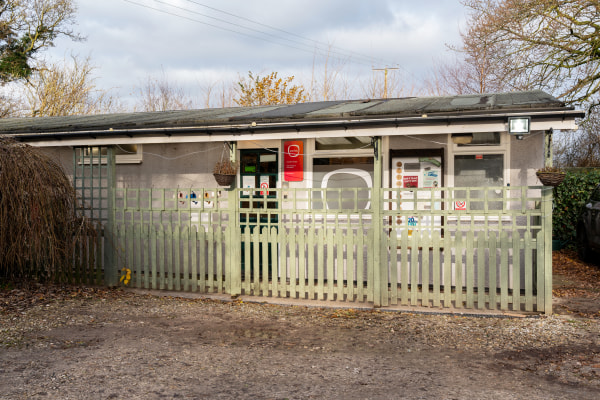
[239,149,279,224]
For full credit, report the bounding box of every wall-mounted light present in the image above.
[508,117,531,140]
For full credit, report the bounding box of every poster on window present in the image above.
[284,140,304,182]
[391,156,442,236]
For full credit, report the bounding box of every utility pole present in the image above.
[372,67,399,98]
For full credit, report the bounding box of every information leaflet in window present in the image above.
[391,156,442,236]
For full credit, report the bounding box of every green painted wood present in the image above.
[512,233,521,311]
[455,231,464,309]
[252,227,260,295]
[158,226,165,290]
[298,227,306,299]
[357,229,365,302]
[489,232,497,310]
[477,232,485,309]
[443,233,452,307]
[400,231,409,306]
[182,225,190,291]
[190,225,198,292]
[150,225,157,289]
[260,228,269,296]
[216,227,224,293]
[432,230,441,308]
[174,225,181,291]
[465,231,474,309]
[389,232,398,305]
[106,186,553,313]
[536,230,546,313]
[269,226,278,296]
[165,224,173,291]
[336,229,345,301]
[278,228,287,298]
[207,226,215,293]
[290,227,298,298]
[327,229,334,301]
[307,226,315,300]
[421,231,430,307]
[134,224,142,288]
[198,226,206,293]
[542,186,553,314]
[500,231,509,310]
[410,233,419,306]
[524,231,533,312]
[366,228,374,303]
[96,227,103,285]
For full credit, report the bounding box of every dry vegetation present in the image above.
[0,137,95,282]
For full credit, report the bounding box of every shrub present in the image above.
[0,137,96,282]
[552,169,600,246]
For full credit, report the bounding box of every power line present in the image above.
[123,0,398,68]
[181,0,395,67]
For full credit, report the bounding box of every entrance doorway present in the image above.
[239,149,279,278]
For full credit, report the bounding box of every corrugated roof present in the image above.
[0,90,573,137]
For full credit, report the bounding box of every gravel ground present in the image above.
[0,286,599,399]
[1,250,599,399]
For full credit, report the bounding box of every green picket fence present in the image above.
[104,186,552,313]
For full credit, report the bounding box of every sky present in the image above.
[46,0,468,108]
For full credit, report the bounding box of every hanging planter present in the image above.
[213,144,238,186]
[213,171,236,186]
[536,167,565,187]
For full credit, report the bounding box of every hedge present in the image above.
[552,169,600,246]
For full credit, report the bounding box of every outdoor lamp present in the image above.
[508,117,531,140]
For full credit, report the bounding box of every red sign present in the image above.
[284,141,304,181]
[260,182,269,195]
[455,201,467,211]
[403,175,419,188]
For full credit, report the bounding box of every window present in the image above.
[453,132,501,146]
[454,154,504,187]
[81,145,143,164]
[313,156,373,210]
[315,136,372,151]
[454,154,504,210]
[240,149,278,197]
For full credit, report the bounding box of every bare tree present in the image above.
[24,55,118,117]
[0,92,23,117]
[201,79,235,109]
[459,0,600,105]
[555,107,600,167]
[135,69,196,112]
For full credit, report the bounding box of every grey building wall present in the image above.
[509,131,545,187]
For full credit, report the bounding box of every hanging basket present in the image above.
[536,171,565,187]
[213,173,236,186]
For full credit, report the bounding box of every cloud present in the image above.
[46,0,465,106]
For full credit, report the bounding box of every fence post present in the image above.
[226,142,241,296]
[372,137,385,307]
[542,186,553,314]
[103,147,118,287]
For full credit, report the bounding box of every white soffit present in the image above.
[27,118,578,147]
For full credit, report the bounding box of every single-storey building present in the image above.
[1,90,584,313]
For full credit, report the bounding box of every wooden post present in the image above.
[544,129,553,168]
[103,147,118,286]
[372,137,386,306]
[227,142,241,296]
[542,185,553,314]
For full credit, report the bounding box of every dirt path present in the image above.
[1,250,599,399]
